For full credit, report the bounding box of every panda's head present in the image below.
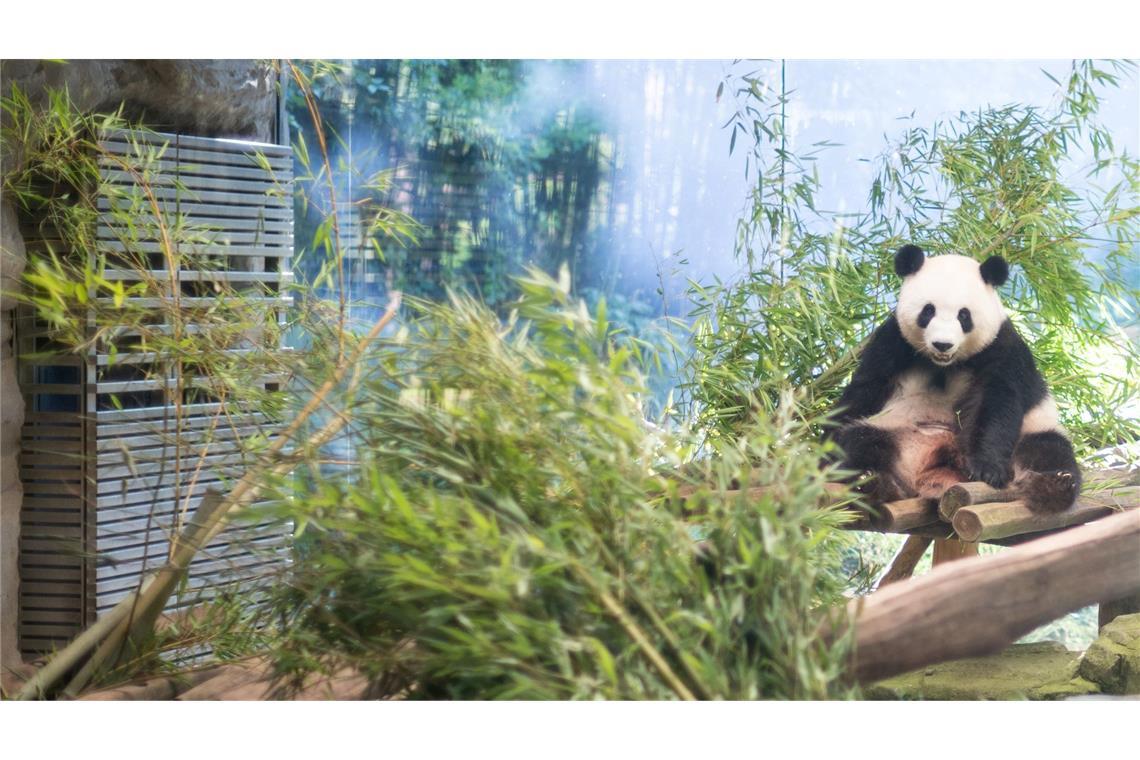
[894,244,1008,366]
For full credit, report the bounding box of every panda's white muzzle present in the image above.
[925,320,961,365]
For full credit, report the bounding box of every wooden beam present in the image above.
[876,535,933,588]
[952,486,1139,543]
[938,481,1019,522]
[937,470,1138,522]
[844,497,941,533]
[844,509,1140,684]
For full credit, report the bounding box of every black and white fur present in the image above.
[827,244,1081,513]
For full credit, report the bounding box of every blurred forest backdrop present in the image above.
[288,59,1137,316]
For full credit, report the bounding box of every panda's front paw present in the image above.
[968,458,1013,488]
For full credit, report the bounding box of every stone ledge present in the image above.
[866,641,1098,700]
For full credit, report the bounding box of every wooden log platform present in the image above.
[842,497,941,533]
[836,468,1138,547]
[938,482,1020,521]
[952,486,1139,543]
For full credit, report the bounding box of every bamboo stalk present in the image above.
[13,592,136,700]
[15,295,402,701]
[952,486,1139,543]
[78,661,235,701]
[572,564,696,701]
[60,489,231,697]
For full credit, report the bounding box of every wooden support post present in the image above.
[932,537,979,565]
[844,509,1140,684]
[1099,592,1140,629]
[877,535,933,588]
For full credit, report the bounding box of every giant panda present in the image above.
[827,244,1081,513]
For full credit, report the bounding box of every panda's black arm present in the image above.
[965,374,1025,486]
[831,315,914,425]
[964,322,1048,487]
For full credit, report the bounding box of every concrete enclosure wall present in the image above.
[0,59,279,668]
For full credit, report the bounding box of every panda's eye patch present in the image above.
[917,303,935,328]
[958,308,973,333]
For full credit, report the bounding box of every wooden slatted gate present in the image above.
[16,129,293,657]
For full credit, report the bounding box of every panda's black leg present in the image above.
[829,423,898,472]
[1012,432,1082,513]
[825,423,906,503]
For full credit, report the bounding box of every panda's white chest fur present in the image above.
[868,366,974,433]
[866,366,975,495]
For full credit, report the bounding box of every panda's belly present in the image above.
[867,367,974,493]
[868,367,973,431]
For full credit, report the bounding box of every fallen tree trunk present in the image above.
[846,508,1140,684]
[952,486,1139,543]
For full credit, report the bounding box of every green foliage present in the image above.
[255,269,859,699]
[687,60,1140,459]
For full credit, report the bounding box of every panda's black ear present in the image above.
[980,255,1009,287]
[894,244,925,278]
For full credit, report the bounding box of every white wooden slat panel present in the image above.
[18,128,292,656]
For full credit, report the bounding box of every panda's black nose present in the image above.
[932,341,953,352]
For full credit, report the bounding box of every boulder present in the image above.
[1079,612,1140,694]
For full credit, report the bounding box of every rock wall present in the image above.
[1,60,279,143]
[1,200,26,668]
[0,59,279,668]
